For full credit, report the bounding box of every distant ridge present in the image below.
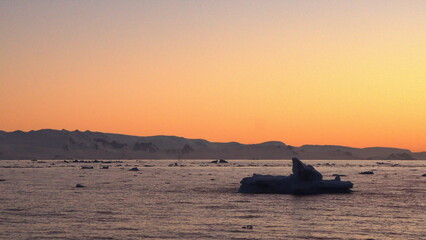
[0,129,424,160]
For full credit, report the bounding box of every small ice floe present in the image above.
[322,163,335,166]
[0,179,6,181]
[238,158,353,194]
[81,166,94,169]
[359,171,374,175]
[169,162,179,167]
[242,225,253,229]
[332,174,347,177]
[129,167,139,171]
[100,165,109,169]
[211,159,228,164]
[422,174,426,177]
[75,184,85,188]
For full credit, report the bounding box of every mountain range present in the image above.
[0,129,424,160]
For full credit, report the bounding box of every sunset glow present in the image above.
[1,1,425,151]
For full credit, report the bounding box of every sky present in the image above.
[0,1,425,151]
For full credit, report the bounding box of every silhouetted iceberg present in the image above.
[238,158,353,194]
[359,171,374,175]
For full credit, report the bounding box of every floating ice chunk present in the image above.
[211,159,228,164]
[238,158,353,194]
[242,225,253,229]
[359,171,374,175]
[332,174,347,177]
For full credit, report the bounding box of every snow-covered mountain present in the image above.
[0,129,422,160]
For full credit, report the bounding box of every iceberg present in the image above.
[238,158,353,194]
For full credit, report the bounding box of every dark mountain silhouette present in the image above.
[0,129,423,160]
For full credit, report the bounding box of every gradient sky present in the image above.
[1,1,425,151]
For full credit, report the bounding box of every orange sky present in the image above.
[0,1,425,151]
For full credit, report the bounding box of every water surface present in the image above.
[1,159,425,239]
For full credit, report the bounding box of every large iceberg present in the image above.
[238,158,353,194]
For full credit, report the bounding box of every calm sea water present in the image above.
[0,159,425,240]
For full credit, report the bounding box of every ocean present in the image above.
[0,159,425,240]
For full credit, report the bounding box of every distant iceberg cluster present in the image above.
[238,158,353,194]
